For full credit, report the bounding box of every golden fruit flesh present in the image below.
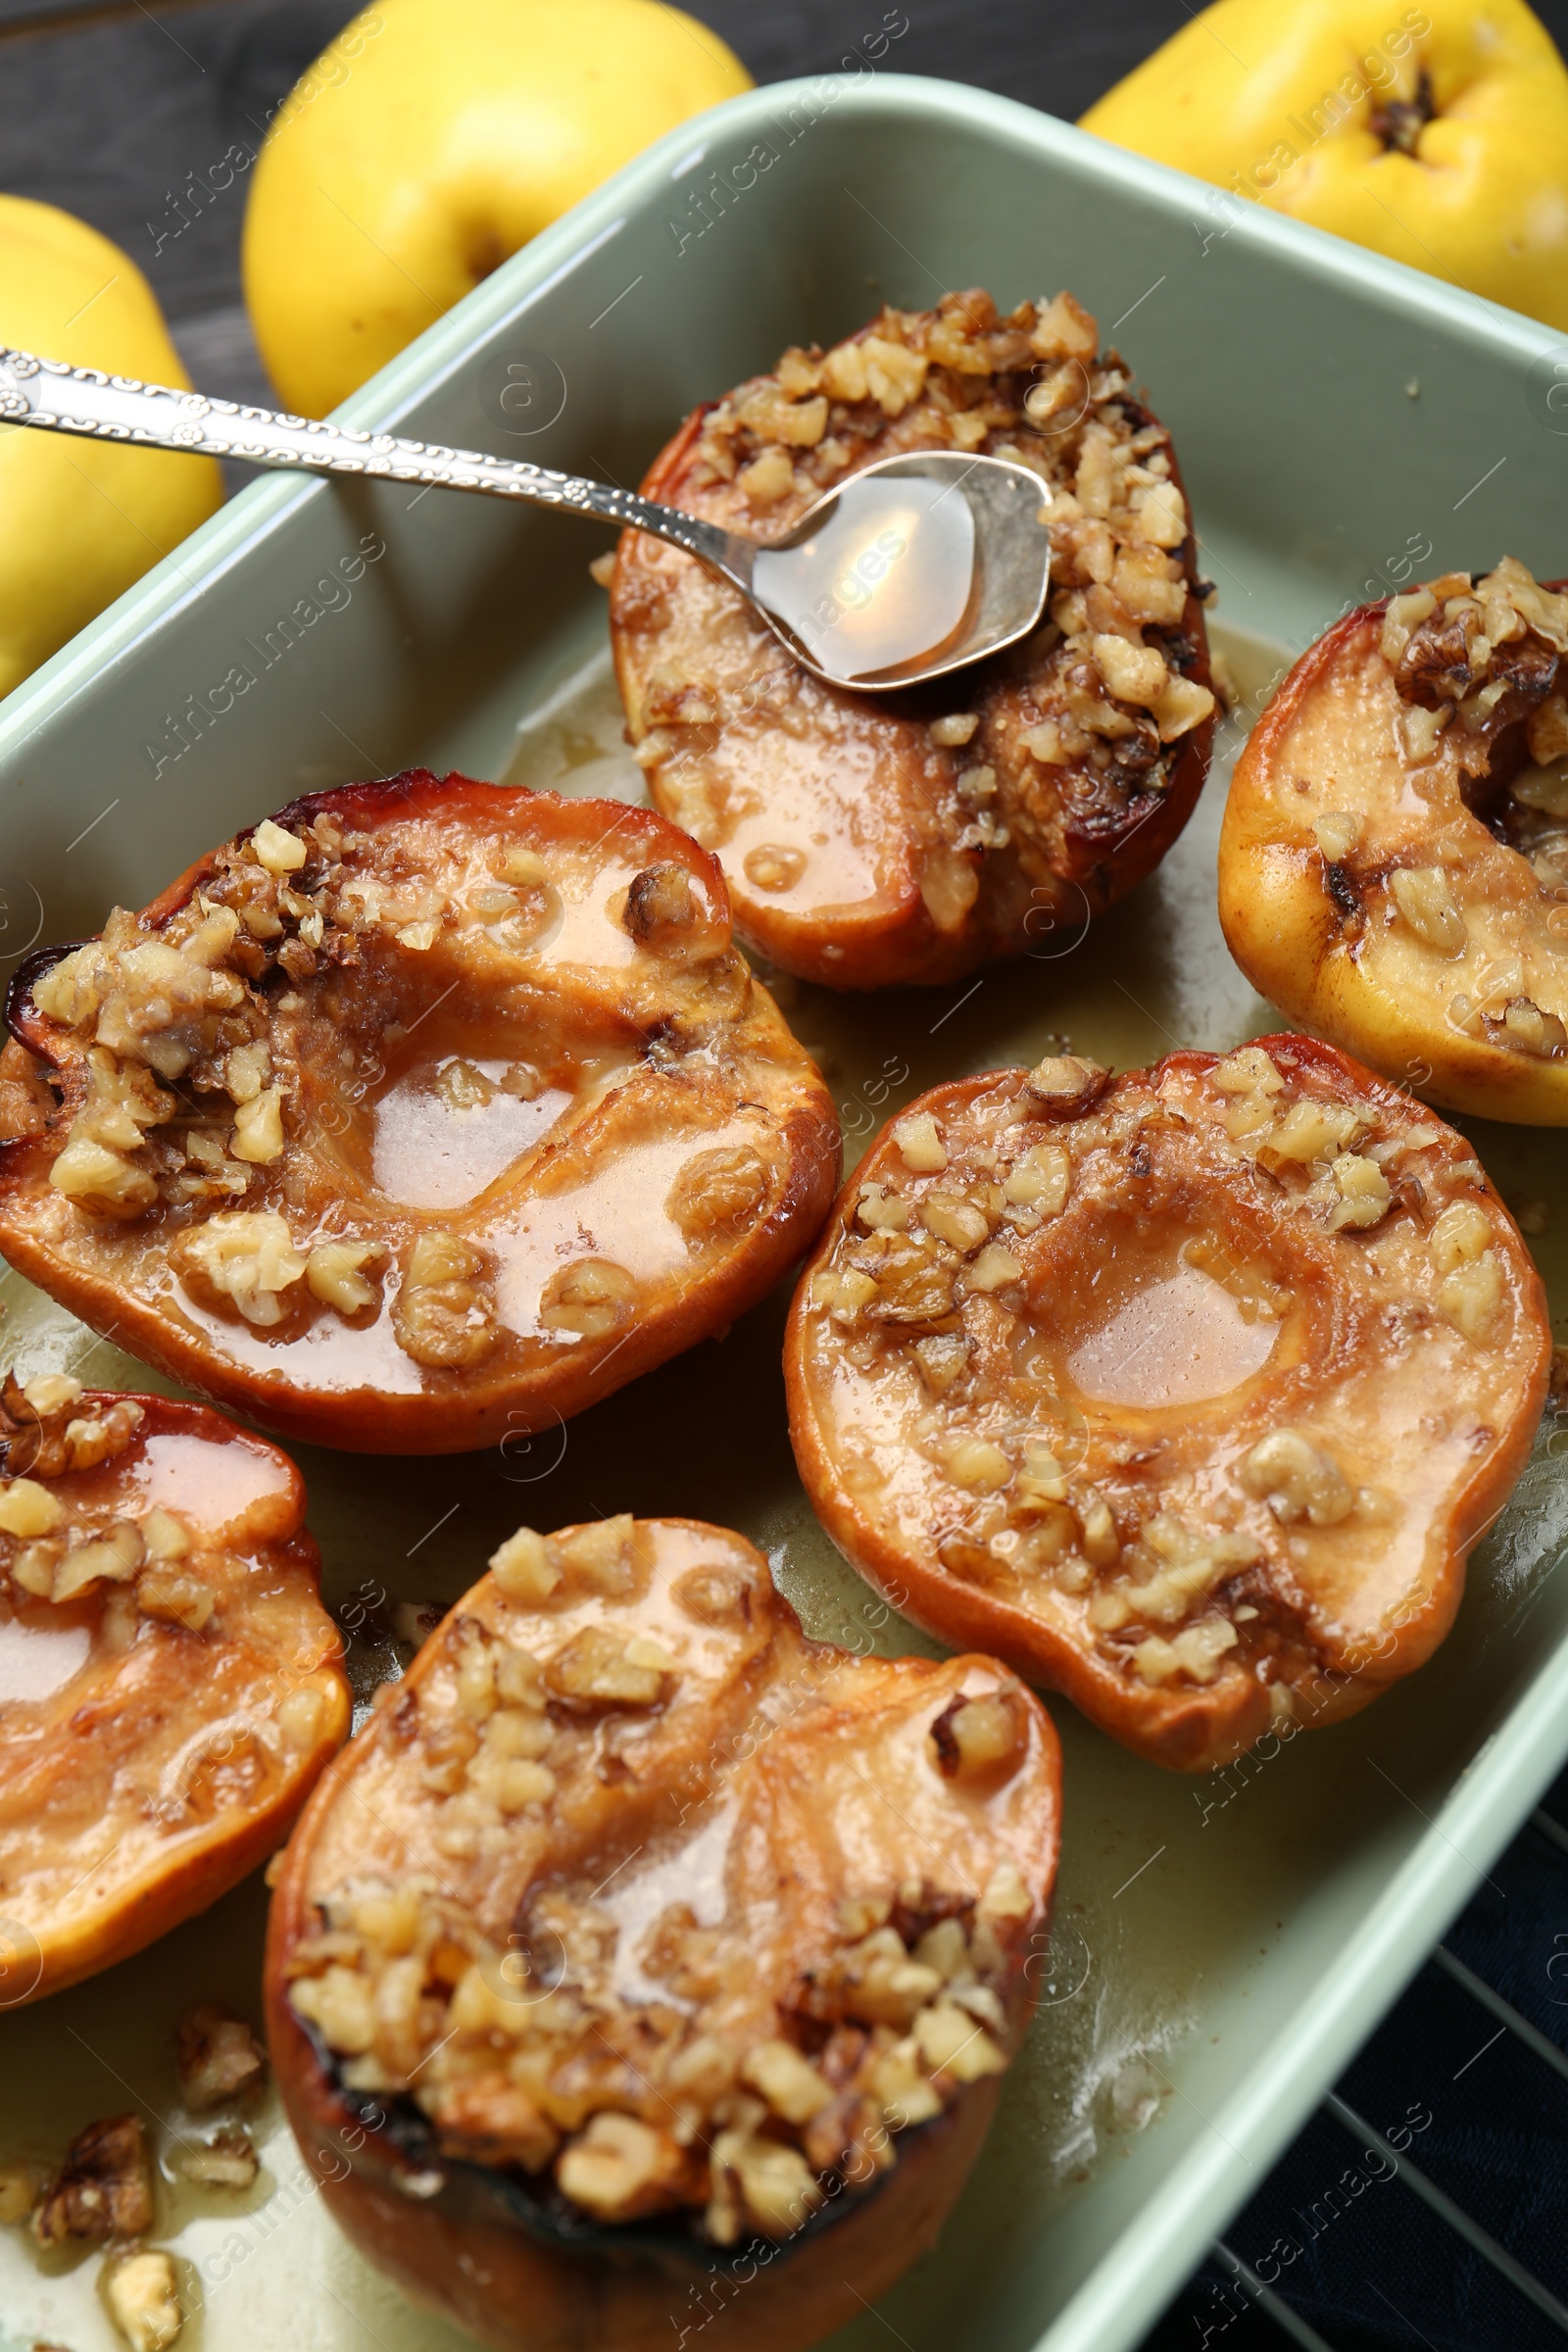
[1219,561,1568,1122]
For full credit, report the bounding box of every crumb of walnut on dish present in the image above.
[785,1035,1550,1771]
[175,2003,267,2110]
[174,2129,259,2191]
[29,2111,155,2249]
[611,287,1216,990]
[103,2245,184,2350]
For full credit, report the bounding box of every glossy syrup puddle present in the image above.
[598,1794,738,2006]
[753,474,975,680]
[494,1114,763,1335]
[0,1614,91,1705]
[1066,1264,1278,1409]
[371,1057,573,1210]
[125,1430,293,1535]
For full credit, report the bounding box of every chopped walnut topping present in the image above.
[1396,702,1450,762]
[921,1195,989,1251]
[1390,865,1466,954]
[547,1626,676,1708]
[0,1474,65,1538]
[929,1693,1024,1780]
[893,1111,948,1172]
[666,1146,767,1239]
[558,2111,697,2221]
[1436,1246,1505,1341]
[1025,1054,1109,1111]
[538,1257,636,1341]
[305,1239,384,1315]
[707,2132,821,2243]
[1387,559,1567,789]
[1259,1099,1365,1168]
[968,1243,1023,1292]
[1312,1152,1392,1232]
[1431,1200,1492,1273]
[1131,1618,1239,1688]
[293,1837,1029,2243]
[52,1520,144,1605]
[251,817,308,876]
[1105,1513,1262,1625]
[1313,811,1361,863]
[1239,1431,1354,1527]
[1500,996,1567,1058]
[393,1230,498,1368]
[1002,1140,1072,1213]
[136,1566,214,1632]
[623,861,697,943]
[930,713,980,749]
[172,1210,306,1327]
[743,843,807,892]
[945,1438,1012,1492]
[489,1526,562,1605]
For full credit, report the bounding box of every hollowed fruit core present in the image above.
[368,1053,578,1212]
[1043,1231,1282,1412]
[1024,1232,1278,1411]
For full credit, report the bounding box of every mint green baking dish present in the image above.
[2,72,1566,2352]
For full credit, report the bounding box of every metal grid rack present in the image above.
[1146,1779,1568,2351]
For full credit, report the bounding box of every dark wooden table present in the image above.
[3,8,1568,2350]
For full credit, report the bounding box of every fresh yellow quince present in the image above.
[0,197,221,701]
[1082,0,1568,331]
[242,0,752,418]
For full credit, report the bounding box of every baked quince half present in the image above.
[611,288,1215,989]
[785,1038,1549,1771]
[267,1515,1059,2352]
[0,1372,347,2003]
[1220,558,1568,1121]
[0,773,838,1453]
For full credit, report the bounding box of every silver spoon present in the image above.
[0,346,1052,692]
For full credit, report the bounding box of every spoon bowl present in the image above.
[743,451,1053,688]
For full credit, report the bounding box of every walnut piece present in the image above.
[31,2112,154,2248]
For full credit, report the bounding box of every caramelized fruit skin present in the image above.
[611,290,1214,990]
[0,772,839,1452]
[0,1390,347,2001]
[1219,574,1568,1122]
[266,1518,1059,2352]
[784,1037,1550,1771]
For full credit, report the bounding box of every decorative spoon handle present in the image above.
[0,345,754,585]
